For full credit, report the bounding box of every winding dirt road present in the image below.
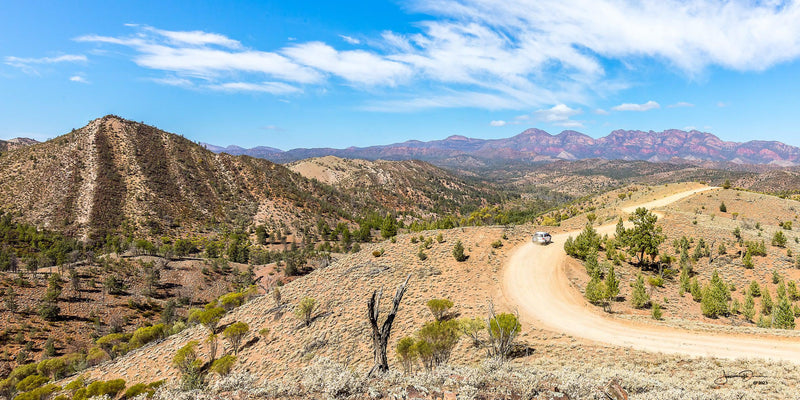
[504,186,800,362]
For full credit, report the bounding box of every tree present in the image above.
[4,287,17,312]
[210,354,236,376]
[223,321,249,355]
[173,341,203,390]
[38,273,62,321]
[689,278,702,302]
[773,297,796,329]
[294,297,318,327]
[565,223,601,261]
[761,290,773,315]
[189,305,226,361]
[584,270,605,305]
[426,299,453,322]
[614,218,627,246]
[605,263,620,307]
[380,214,397,239]
[719,202,727,212]
[749,280,761,297]
[743,293,756,322]
[723,179,732,189]
[367,274,411,377]
[452,240,467,262]
[626,208,665,265]
[651,303,662,320]
[630,274,650,309]
[701,270,729,318]
[161,300,177,324]
[486,308,521,361]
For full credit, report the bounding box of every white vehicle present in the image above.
[533,231,552,245]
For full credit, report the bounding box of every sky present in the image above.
[3,0,800,150]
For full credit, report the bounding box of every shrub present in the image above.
[396,337,417,374]
[701,270,729,318]
[651,303,662,320]
[173,341,204,390]
[372,249,384,258]
[762,290,774,315]
[743,251,754,269]
[719,202,727,212]
[219,292,245,310]
[417,249,427,261]
[416,320,461,367]
[426,299,454,322]
[129,324,166,349]
[223,322,249,355]
[452,240,467,262]
[294,297,318,327]
[488,312,521,360]
[85,379,126,398]
[491,240,503,249]
[773,230,787,247]
[458,317,485,348]
[210,354,237,376]
[15,374,49,392]
[436,233,444,243]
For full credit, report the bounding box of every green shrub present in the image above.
[294,297,318,327]
[652,303,662,320]
[491,240,503,249]
[452,240,467,262]
[630,274,650,309]
[129,324,166,349]
[15,374,49,392]
[223,322,249,355]
[396,337,417,374]
[210,354,237,376]
[416,320,461,367]
[426,299,454,322]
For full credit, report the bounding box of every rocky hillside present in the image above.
[207,128,800,167]
[0,137,38,154]
[0,116,365,243]
[287,156,501,216]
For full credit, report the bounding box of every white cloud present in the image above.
[4,54,87,74]
[594,108,609,115]
[149,77,194,87]
[69,75,89,83]
[490,120,507,127]
[283,41,411,86]
[612,100,660,112]
[533,104,584,127]
[146,27,242,49]
[668,101,694,108]
[339,35,361,45]
[206,81,301,94]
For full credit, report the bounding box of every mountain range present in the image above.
[203,128,800,167]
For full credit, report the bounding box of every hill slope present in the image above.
[0,116,362,242]
[287,156,501,216]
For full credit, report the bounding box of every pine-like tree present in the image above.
[773,297,796,329]
[630,274,650,309]
[743,293,756,322]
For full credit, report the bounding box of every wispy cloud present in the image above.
[668,101,694,108]
[4,54,87,74]
[71,0,800,111]
[339,35,360,45]
[612,100,660,112]
[206,81,301,94]
[490,120,507,127]
[69,75,89,83]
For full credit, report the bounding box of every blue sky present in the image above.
[3,0,800,150]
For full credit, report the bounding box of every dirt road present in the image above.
[504,186,800,362]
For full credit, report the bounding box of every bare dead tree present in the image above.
[367,274,411,378]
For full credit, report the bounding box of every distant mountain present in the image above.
[0,137,38,153]
[205,128,800,167]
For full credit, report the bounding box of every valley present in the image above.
[3,118,800,399]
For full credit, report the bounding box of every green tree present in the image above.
[773,297,796,329]
[173,341,204,390]
[719,202,727,212]
[38,273,62,321]
[565,223,601,260]
[223,322,249,355]
[626,208,665,265]
[749,280,761,297]
[743,292,756,322]
[584,271,606,306]
[605,263,620,302]
[380,214,397,239]
[4,287,17,312]
[761,290,773,315]
[630,274,650,309]
[701,270,729,318]
[426,299,454,322]
[452,240,467,262]
[294,297,318,327]
[723,179,731,189]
